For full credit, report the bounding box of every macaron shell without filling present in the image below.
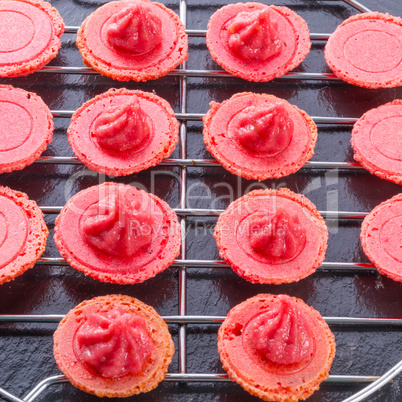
[0,186,48,285]
[351,100,402,184]
[0,85,53,173]
[0,0,64,77]
[325,12,402,88]
[361,193,402,282]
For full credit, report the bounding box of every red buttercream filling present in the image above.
[82,191,154,258]
[250,295,314,365]
[247,209,305,263]
[91,97,151,152]
[227,8,282,61]
[75,306,154,378]
[231,103,294,155]
[105,4,162,54]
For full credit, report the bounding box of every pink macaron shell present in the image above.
[203,92,317,181]
[76,0,188,82]
[325,12,402,88]
[0,186,48,285]
[0,85,53,173]
[68,88,179,176]
[214,188,328,284]
[218,294,336,402]
[0,0,64,77]
[54,183,181,284]
[352,100,402,184]
[361,193,402,282]
[206,3,311,82]
[53,295,174,398]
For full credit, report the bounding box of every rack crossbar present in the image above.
[1,315,400,326]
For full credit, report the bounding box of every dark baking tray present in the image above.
[0,0,401,401]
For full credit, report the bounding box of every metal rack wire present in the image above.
[178,0,188,380]
[1,0,402,401]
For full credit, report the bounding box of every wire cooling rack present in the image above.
[0,0,402,401]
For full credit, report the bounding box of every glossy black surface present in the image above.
[0,1,401,401]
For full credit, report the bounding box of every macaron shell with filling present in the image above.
[218,294,336,402]
[214,188,328,284]
[206,3,311,82]
[0,85,53,173]
[351,100,402,184]
[68,88,179,176]
[0,186,48,285]
[53,294,175,398]
[0,0,64,77]
[76,0,188,82]
[203,92,317,181]
[361,193,402,282]
[54,182,181,284]
[325,12,402,88]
